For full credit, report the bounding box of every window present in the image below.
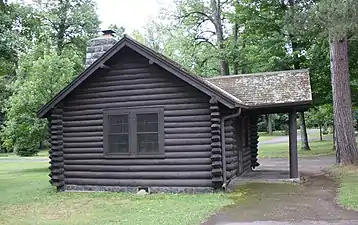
[103,107,164,157]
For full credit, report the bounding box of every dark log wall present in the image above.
[220,108,239,182]
[210,99,222,189]
[250,115,260,169]
[58,47,213,191]
[241,115,252,173]
[49,105,65,190]
[224,118,238,181]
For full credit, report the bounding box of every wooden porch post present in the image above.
[289,109,299,178]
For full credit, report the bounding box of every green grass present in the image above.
[259,139,335,158]
[258,129,328,142]
[258,131,284,141]
[0,162,234,225]
[330,166,358,210]
[0,149,49,158]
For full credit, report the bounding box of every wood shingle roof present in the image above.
[205,69,312,107]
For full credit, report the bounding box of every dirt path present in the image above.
[202,157,358,225]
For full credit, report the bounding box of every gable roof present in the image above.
[37,36,245,118]
[37,36,313,118]
[205,69,312,108]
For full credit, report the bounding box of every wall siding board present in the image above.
[57,48,212,190]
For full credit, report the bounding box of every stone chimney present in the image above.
[85,30,117,68]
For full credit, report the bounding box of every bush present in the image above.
[0,49,77,156]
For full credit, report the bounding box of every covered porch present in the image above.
[206,69,313,186]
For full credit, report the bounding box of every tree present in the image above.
[173,0,231,75]
[33,0,100,56]
[306,104,333,141]
[108,24,125,39]
[1,48,77,156]
[313,0,358,164]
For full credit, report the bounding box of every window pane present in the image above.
[137,133,159,153]
[108,134,129,153]
[109,115,128,133]
[137,113,158,133]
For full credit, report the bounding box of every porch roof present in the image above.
[205,69,312,108]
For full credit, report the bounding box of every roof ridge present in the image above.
[206,69,309,80]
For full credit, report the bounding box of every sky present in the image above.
[13,0,173,33]
[96,0,171,32]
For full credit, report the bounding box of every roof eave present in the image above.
[247,100,313,109]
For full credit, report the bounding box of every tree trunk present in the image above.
[210,0,229,75]
[233,22,239,75]
[267,114,273,135]
[241,40,246,74]
[319,124,323,141]
[330,36,358,165]
[299,112,310,150]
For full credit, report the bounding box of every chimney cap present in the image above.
[101,29,116,36]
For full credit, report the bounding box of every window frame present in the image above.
[103,107,164,158]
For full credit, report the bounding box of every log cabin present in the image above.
[37,30,312,193]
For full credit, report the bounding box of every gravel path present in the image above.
[202,156,358,225]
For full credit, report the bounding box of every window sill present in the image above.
[103,154,165,159]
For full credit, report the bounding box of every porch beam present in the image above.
[289,109,299,178]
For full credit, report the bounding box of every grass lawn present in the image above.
[0,162,234,225]
[258,131,284,142]
[259,139,335,158]
[330,166,358,210]
[0,149,48,158]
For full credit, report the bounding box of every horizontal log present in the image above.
[165,145,211,152]
[64,171,212,179]
[64,164,212,172]
[73,87,192,102]
[63,152,210,160]
[65,178,212,187]
[63,148,103,153]
[165,115,210,122]
[63,132,103,138]
[63,142,103,148]
[89,71,175,82]
[64,109,103,117]
[51,125,62,130]
[63,119,211,128]
[66,93,196,108]
[165,138,211,146]
[63,120,103,127]
[51,119,62,125]
[63,126,102,132]
[75,81,172,94]
[64,98,207,111]
[243,154,251,162]
[165,133,211,139]
[165,127,211,134]
[63,158,211,165]
[164,109,210,116]
[63,114,103,121]
[63,145,211,153]
[84,77,168,89]
[63,136,103,143]
[166,151,211,158]
[227,162,239,171]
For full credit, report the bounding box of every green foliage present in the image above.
[108,24,126,39]
[1,49,77,156]
[306,104,333,128]
[0,0,99,154]
[34,0,100,55]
